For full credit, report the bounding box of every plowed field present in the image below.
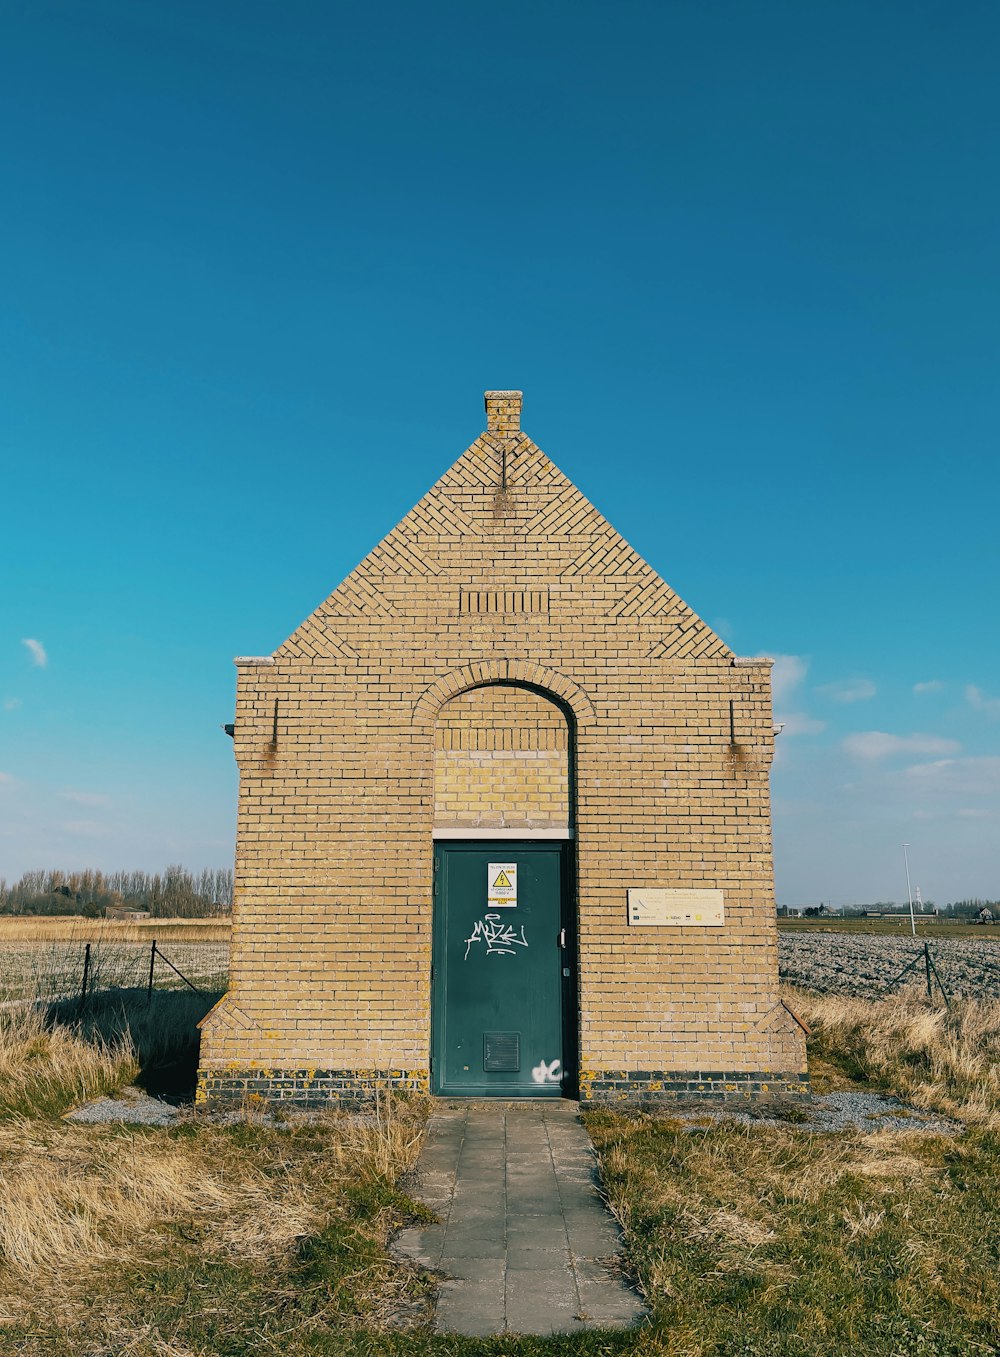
[779,930,1000,999]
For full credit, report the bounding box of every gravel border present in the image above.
[64,1088,963,1138]
[669,1090,963,1136]
[65,1087,182,1126]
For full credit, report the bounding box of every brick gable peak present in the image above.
[274,390,731,661]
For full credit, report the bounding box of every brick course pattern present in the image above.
[580,1071,812,1103]
[198,1069,427,1106]
[435,685,570,832]
[197,389,807,1106]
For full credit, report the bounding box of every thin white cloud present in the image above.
[819,678,876,704]
[843,731,961,762]
[901,756,1000,797]
[61,819,108,837]
[59,790,111,808]
[913,680,944,695]
[965,685,1000,717]
[21,638,48,668]
[770,655,824,737]
[2,698,19,711]
[0,772,12,785]
[771,654,808,706]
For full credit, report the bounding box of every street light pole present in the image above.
[903,843,916,937]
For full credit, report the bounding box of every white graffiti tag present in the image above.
[532,1058,561,1085]
[464,912,529,960]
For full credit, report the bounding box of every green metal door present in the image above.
[432,841,571,1098]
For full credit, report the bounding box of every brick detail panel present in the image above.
[460,588,549,614]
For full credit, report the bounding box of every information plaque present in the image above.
[627,888,725,927]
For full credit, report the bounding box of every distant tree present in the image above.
[0,867,233,917]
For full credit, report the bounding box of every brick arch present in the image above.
[412,660,596,729]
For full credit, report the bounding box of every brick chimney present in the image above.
[484,390,522,434]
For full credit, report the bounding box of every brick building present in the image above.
[197,391,808,1106]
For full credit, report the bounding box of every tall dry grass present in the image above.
[0,916,230,944]
[0,1002,430,1348]
[0,1005,137,1120]
[0,1112,416,1277]
[0,1105,429,1325]
[46,987,222,1097]
[0,984,433,1355]
[792,988,1000,1124]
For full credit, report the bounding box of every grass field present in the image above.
[0,915,231,943]
[778,916,990,938]
[2,986,998,1355]
[584,992,1000,1356]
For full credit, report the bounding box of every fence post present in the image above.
[924,942,933,1002]
[147,940,157,1005]
[926,947,951,1009]
[79,942,91,1014]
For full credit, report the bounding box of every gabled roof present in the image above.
[276,392,730,663]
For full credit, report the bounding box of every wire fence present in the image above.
[0,936,229,1008]
[5,925,998,1012]
[779,931,1000,1003]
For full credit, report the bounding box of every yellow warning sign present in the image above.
[487,862,518,907]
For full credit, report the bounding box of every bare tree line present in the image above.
[0,866,233,918]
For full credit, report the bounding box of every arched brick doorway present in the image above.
[430,682,578,1098]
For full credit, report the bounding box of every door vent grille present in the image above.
[483,1032,520,1072]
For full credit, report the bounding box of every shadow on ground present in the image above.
[45,986,223,1101]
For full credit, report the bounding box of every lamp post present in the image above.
[903,843,916,937]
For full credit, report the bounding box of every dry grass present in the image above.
[0,916,231,944]
[0,1005,136,1120]
[791,988,1000,1125]
[0,1096,424,1282]
[0,1004,434,1354]
[778,916,987,938]
[586,989,1000,1354]
[588,1112,1000,1354]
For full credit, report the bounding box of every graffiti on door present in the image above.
[464,912,529,960]
[531,1058,561,1084]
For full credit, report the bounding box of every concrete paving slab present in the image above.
[395,1101,647,1336]
[506,1246,572,1270]
[439,1255,507,1283]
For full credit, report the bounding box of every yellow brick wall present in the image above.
[199,390,806,1085]
[434,685,570,831]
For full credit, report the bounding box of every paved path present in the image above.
[396,1102,646,1336]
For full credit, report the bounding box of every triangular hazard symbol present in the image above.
[492,871,512,889]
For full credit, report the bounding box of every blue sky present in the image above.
[1,1,997,905]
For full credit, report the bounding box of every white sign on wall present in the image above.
[627,888,725,927]
[487,862,518,908]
